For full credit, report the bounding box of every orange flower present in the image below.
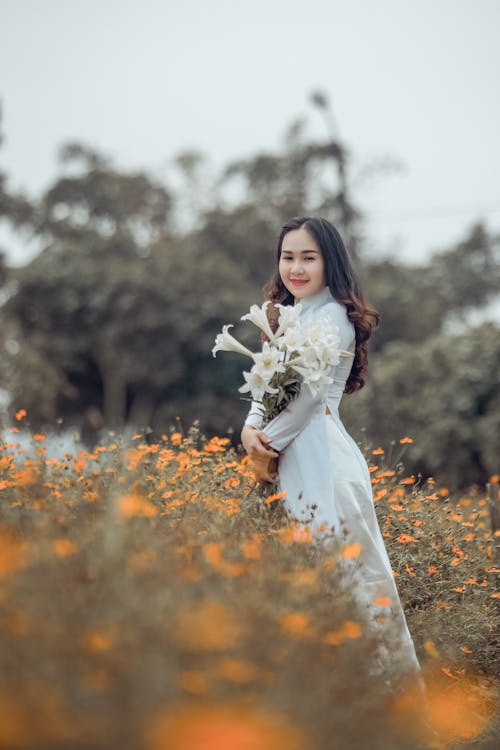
[118,494,157,518]
[0,526,29,576]
[371,447,385,455]
[53,539,77,557]
[278,612,310,638]
[215,658,259,684]
[341,542,363,560]
[15,409,27,421]
[203,542,248,577]
[32,433,46,442]
[374,596,391,608]
[324,620,362,645]
[427,565,439,574]
[396,533,419,544]
[401,476,416,485]
[399,437,413,444]
[278,525,313,544]
[170,432,183,446]
[264,490,287,505]
[241,537,262,560]
[82,630,113,652]
[145,702,306,750]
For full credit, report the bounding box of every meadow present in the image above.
[0,414,498,749]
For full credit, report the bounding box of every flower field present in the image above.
[0,418,498,749]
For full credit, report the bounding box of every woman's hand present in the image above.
[241,425,279,482]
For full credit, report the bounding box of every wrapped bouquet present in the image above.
[212,301,353,481]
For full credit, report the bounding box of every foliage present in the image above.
[341,322,500,489]
[1,109,500,489]
[0,422,498,749]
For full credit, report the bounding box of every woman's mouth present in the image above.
[290,279,308,286]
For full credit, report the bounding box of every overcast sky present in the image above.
[1,0,499,265]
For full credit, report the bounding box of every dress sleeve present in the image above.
[244,400,264,430]
[262,383,322,452]
[262,302,355,453]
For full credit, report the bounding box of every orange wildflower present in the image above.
[396,533,419,544]
[264,490,287,505]
[374,596,391,607]
[224,477,240,489]
[215,658,259,684]
[278,524,313,544]
[241,536,262,560]
[371,447,385,455]
[341,542,363,560]
[0,526,28,576]
[82,630,113,652]
[399,437,413,444]
[53,539,77,557]
[203,542,248,577]
[279,612,310,638]
[324,620,362,645]
[15,409,27,421]
[145,702,306,750]
[401,476,416,485]
[118,494,157,518]
[32,433,46,442]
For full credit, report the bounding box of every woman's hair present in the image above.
[264,216,379,393]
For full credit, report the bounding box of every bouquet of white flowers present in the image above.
[212,300,353,431]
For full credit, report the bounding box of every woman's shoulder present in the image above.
[318,298,355,344]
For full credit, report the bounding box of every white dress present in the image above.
[245,285,421,684]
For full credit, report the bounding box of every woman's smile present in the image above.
[279,227,326,300]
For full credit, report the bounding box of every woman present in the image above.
[241,216,421,683]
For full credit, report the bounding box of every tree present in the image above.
[341,322,500,489]
[5,143,257,434]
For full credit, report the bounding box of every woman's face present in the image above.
[279,227,326,301]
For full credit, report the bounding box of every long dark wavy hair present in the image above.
[264,216,379,393]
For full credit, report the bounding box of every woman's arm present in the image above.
[263,302,355,452]
[261,381,323,453]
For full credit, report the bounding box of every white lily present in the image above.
[240,301,276,343]
[277,324,308,353]
[252,341,286,381]
[274,302,302,338]
[212,324,254,359]
[238,366,279,402]
[291,364,333,396]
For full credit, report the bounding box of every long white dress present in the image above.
[245,285,422,684]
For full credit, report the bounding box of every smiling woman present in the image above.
[240,216,424,691]
[278,228,326,300]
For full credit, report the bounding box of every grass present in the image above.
[0,419,498,749]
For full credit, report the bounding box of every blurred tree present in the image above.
[363,222,500,351]
[5,143,256,434]
[343,322,500,489]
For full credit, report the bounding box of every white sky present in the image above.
[1,0,499,265]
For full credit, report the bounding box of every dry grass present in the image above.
[0,420,498,749]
